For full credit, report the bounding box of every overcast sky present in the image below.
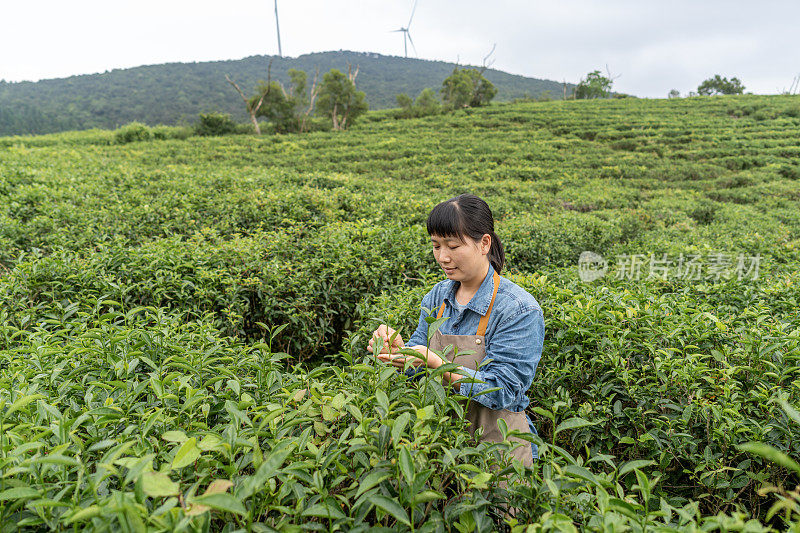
[2,0,798,97]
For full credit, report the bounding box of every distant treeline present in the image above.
[0,51,572,136]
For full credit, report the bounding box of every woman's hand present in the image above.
[373,343,437,371]
[367,325,462,387]
[368,325,418,369]
[368,324,404,355]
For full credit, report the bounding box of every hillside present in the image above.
[0,51,573,136]
[1,95,799,529]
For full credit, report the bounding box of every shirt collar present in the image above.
[444,264,496,316]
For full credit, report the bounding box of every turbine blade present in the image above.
[407,32,417,57]
[407,0,418,28]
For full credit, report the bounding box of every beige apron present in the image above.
[430,271,534,468]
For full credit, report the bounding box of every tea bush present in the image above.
[1,93,800,530]
[115,122,153,144]
[195,112,239,136]
[356,268,800,519]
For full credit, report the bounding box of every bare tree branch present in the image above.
[226,74,262,135]
[605,63,622,82]
[482,43,497,72]
[346,62,360,83]
[301,67,320,133]
[226,74,248,104]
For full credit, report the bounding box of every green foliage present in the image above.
[250,80,297,133]
[1,94,800,528]
[194,112,238,136]
[114,123,193,144]
[359,268,800,521]
[0,308,532,530]
[698,75,746,96]
[575,70,613,99]
[414,88,441,116]
[0,52,573,136]
[668,89,681,99]
[441,67,497,109]
[396,93,413,110]
[395,88,441,118]
[316,69,369,129]
[114,121,152,144]
[247,68,320,134]
[151,125,193,140]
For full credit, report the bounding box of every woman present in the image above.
[368,194,544,466]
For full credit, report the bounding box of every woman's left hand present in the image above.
[376,346,442,370]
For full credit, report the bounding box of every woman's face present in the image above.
[430,233,491,282]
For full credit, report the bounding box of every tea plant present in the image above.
[1,94,799,529]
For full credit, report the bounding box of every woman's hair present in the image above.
[426,193,505,273]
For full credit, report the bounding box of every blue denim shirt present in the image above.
[406,264,544,460]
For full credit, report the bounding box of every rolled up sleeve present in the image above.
[457,307,544,410]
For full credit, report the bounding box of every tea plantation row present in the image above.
[1,94,799,530]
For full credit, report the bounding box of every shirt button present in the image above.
[476,339,482,345]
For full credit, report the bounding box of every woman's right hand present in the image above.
[368,324,404,355]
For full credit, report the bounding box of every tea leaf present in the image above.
[66,505,103,523]
[391,412,411,445]
[738,442,800,474]
[162,431,188,443]
[171,437,201,470]
[0,487,40,501]
[6,394,46,415]
[554,417,597,437]
[203,479,233,496]
[375,389,390,415]
[141,472,179,498]
[190,493,247,516]
[398,446,414,484]
[355,469,391,499]
[370,494,411,526]
[619,459,655,477]
[414,490,444,503]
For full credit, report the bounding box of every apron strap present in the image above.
[435,270,500,335]
[476,271,500,337]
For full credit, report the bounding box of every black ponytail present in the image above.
[426,194,505,273]
[487,230,505,274]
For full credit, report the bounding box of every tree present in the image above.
[415,88,440,116]
[395,88,440,118]
[249,80,296,133]
[229,61,321,135]
[574,70,613,99]
[286,68,322,133]
[316,66,368,130]
[226,73,269,134]
[697,75,745,96]
[396,93,414,117]
[668,89,681,99]
[237,67,321,134]
[440,67,497,109]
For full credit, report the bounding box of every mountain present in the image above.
[0,51,575,136]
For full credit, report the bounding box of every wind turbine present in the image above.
[274,0,283,57]
[392,0,418,58]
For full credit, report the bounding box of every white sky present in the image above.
[2,0,799,97]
